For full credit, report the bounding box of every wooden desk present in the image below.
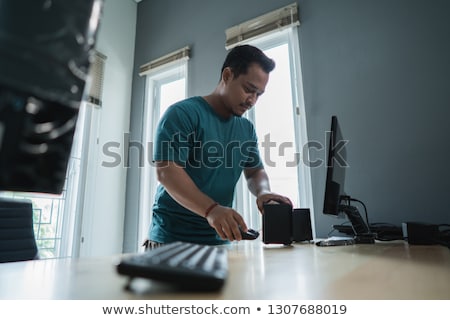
[0,241,449,299]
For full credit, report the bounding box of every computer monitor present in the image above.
[323,116,347,216]
[322,116,375,244]
[0,0,103,194]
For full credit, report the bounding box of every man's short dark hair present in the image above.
[221,45,275,79]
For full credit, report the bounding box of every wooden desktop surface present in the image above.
[0,240,449,300]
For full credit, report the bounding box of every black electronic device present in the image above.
[292,208,313,242]
[333,223,403,241]
[402,222,439,245]
[0,0,103,194]
[117,241,228,291]
[322,116,375,244]
[263,203,293,245]
[262,204,313,245]
[240,227,260,240]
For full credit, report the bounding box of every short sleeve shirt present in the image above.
[149,96,263,245]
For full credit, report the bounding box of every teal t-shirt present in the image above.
[149,96,263,245]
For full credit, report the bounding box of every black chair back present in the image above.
[0,198,38,263]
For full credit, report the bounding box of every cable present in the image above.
[349,197,370,228]
[341,196,371,233]
[342,197,403,241]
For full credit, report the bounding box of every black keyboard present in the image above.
[116,241,228,291]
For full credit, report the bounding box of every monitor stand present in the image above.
[339,204,376,244]
[316,204,376,246]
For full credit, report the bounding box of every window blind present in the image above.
[139,46,190,76]
[86,51,106,106]
[225,3,300,50]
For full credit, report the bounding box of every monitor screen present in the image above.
[321,116,375,244]
[323,115,347,216]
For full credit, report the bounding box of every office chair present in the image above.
[0,198,39,263]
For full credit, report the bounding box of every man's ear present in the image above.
[222,67,233,83]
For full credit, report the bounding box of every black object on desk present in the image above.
[262,204,313,245]
[240,227,259,240]
[117,241,228,291]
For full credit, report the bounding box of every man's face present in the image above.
[222,63,269,117]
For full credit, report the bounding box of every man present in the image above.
[147,45,292,248]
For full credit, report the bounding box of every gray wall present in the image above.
[126,0,450,243]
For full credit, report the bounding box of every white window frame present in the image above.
[234,27,316,237]
[0,101,100,258]
[138,59,188,250]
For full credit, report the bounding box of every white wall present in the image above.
[79,0,137,257]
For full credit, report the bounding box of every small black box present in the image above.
[263,203,292,245]
[292,208,313,242]
[262,204,313,245]
[402,222,439,245]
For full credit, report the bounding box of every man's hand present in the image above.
[244,167,293,213]
[205,205,247,241]
[256,192,293,213]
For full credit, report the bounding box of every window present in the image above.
[138,50,188,249]
[228,6,315,235]
[0,192,69,259]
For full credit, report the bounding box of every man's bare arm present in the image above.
[156,161,246,240]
